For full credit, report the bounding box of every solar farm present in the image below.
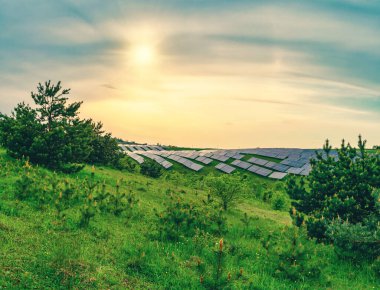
[119,144,338,180]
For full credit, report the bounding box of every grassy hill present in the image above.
[0,148,378,289]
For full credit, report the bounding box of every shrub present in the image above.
[271,191,289,211]
[79,194,98,228]
[108,181,138,220]
[155,194,206,241]
[116,156,139,172]
[140,159,163,178]
[371,256,380,278]
[206,175,245,211]
[275,226,321,281]
[155,193,226,241]
[326,217,380,261]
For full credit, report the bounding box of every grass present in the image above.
[0,148,378,289]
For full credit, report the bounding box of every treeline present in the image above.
[0,81,123,172]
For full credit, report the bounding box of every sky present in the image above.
[0,0,379,149]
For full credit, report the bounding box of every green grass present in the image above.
[0,148,378,289]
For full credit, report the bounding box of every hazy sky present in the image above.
[1,0,379,148]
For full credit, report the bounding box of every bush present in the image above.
[275,226,322,281]
[206,175,245,211]
[116,156,139,172]
[326,217,380,261]
[155,193,226,241]
[140,159,163,178]
[271,192,290,211]
[371,256,380,278]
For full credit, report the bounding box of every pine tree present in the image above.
[0,81,122,172]
[287,136,380,241]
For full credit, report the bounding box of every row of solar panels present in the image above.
[230,160,287,179]
[166,155,203,171]
[119,145,339,179]
[239,148,337,164]
[121,147,299,180]
[119,144,164,152]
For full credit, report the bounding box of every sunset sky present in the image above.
[1,0,379,148]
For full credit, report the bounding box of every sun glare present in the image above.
[132,44,155,66]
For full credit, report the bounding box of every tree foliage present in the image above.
[140,159,163,178]
[0,81,121,172]
[206,174,245,211]
[287,136,380,252]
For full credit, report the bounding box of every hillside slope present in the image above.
[0,149,377,289]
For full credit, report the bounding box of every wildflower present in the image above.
[227,272,231,281]
[200,275,204,284]
[219,238,223,252]
[24,159,32,169]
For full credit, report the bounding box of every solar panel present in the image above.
[269,172,287,180]
[127,152,144,164]
[231,160,252,169]
[118,145,127,151]
[231,160,241,166]
[247,157,268,166]
[215,163,226,170]
[211,154,229,162]
[286,167,304,175]
[255,167,272,177]
[272,164,290,172]
[190,163,203,171]
[215,163,236,174]
[166,154,204,171]
[161,161,173,169]
[196,156,213,164]
[232,154,244,160]
[276,153,289,160]
[128,146,137,152]
[138,152,173,168]
[247,165,260,173]
[263,161,277,169]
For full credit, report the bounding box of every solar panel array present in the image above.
[118,144,341,179]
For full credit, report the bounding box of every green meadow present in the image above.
[0,148,378,289]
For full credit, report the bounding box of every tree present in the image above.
[207,175,244,211]
[31,81,83,131]
[140,159,163,178]
[87,121,123,166]
[0,102,42,159]
[287,136,380,242]
[0,81,122,172]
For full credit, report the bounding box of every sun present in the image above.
[132,44,155,66]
